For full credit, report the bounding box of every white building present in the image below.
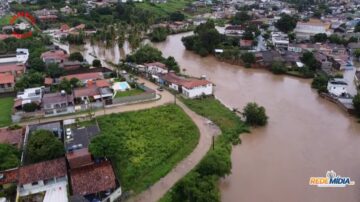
[327,78,348,97]
[271,32,289,49]
[294,20,332,41]
[144,62,168,75]
[162,73,214,99]
[0,48,29,64]
[16,87,44,104]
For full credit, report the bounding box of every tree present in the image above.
[89,134,121,158]
[0,41,8,54]
[171,172,219,202]
[275,14,298,33]
[28,57,46,72]
[0,144,20,170]
[47,63,64,78]
[300,52,320,70]
[15,72,44,91]
[313,33,327,43]
[165,56,180,72]
[197,147,231,177]
[92,59,102,68]
[328,34,345,44]
[150,27,169,42]
[241,52,256,66]
[23,102,38,112]
[354,49,360,60]
[230,11,251,25]
[69,52,84,62]
[126,44,163,64]
[243,102,268,126]
[27,130,65,163]
[311,74,329,92]
[353,94,360,118]
[169,11,185,22]
[270,61,287,74]
[58,79,72,94]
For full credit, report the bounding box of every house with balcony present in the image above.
[271,32,289,50]
[40,50,69,65]
[14,87,44,111]
[224,25,245,36]
[143,62,168,75]
[42,91,75,116]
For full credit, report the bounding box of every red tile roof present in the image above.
[0,127,24,148]
[41,50,68,61]
[61,72,104,81]
[19,158,67,185]
[95,79,111,88]
[70,161,116,196]
[144,62,167,69]
[162,73,212,89]
[60,24,70,31]
[66,148,93,169]
[74,86,99,98]
[240,39,253,47]
[44,77,53,85]
[0,73,14,84]
[0,168,19,185]
[0,63,25,73]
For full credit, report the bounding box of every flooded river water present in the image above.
[72,32,360,202]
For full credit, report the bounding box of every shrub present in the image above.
[311,74,329,93]
[92,59,102,68]
[243,102,268,126]
[270,61,287,74]
[0,144,20,170]
[23,102,38,112]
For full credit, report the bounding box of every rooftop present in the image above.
[0,62,25,74]
[41,50,68,60]
[0,73,14,84]
[19,158,67,185]
[42,92,74,106]
[61,72,104,81]
[70,161,116,196]
[0,168,19,185]
[66,148,93,169]
[162,73,212,89]
[0,127,24,148]
[74,86,100,98]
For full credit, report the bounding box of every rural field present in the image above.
[97,104,200,193]
[0,97,14,127]
[136,0,193,17]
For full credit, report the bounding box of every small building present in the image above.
[0,73,15,93]
[70,161,116,197]
[18,158,68,197]
[41,50,69,64]
[42,91,75,116]
[271,32,289,49]
[144,62,168,75]
[294,19,332,41]
[239,39,254,49]
[327,79,348,97]
[61,72,104,84]
[161,73,214,98]
[224,25,245,36]
[66,148,93,170]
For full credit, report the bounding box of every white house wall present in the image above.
[182,84,213,98]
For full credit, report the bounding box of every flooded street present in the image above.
[69,32,360,202]
[152,33,360,202]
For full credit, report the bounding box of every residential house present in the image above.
[18,158,68,197]
[314,52,340,74]
[40,50,69,65]
[288,43,303,53]
[0,73,14,93]
[0,127,24,148]
[327,78,348,97]
[73,86,113,106]
[33,9,58,23]
[0,49,28,82]
[239,39,254,49]
[66,148,93,170]
[271,32,289,49]
[42,91,75,116]
[60,6,76,15]
[161,73,213,98]
[224,25,245,36]
[257,50,284,67]
[144,62,168,75]
[70,161,116,197]
[14,87,44,111]
[168,21,189,32]
[294,19,332,41]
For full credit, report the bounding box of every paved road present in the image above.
[127,101,221,202]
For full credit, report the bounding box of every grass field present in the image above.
[0,97,14,127]
[136,0,194,17]
[114,88,145,98]
[97,104,199,193]
[0,15,11,26]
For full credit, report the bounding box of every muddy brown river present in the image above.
[72,31,360,202]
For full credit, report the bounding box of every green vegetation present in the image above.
[69,52,84,62]
[26,130,65,164]
[182,20,222,57]
[135,0,193,18]
[270,61,288,74]
[275,14,298,33]
[230,11,251,25]
[0,15,11,26]
[0,144,20,170]
[114,88,145,98]
[150,27,169,42]
[22,102,38,112]
[0,97,14,127]
[243,102,268,126]
[311,74,329,93]
[96,104,199,193]
[300,52,321,71]
[161,97,248,202]
[92,59,102,68]
[89,134,121,159]
[126,44,180,72]
[353,93,360,118]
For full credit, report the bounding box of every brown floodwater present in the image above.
[70,32,360,202]
[152,33,360,202]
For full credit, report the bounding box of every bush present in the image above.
[270,61,287,74]
[196,147,231,177]
[150,27,169,42]
[311,74,329,93]
[0,144,20,170]
[23,102,38,112]
[92,59,102,68]
[69,52,84,62]
[243,102,268,126]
